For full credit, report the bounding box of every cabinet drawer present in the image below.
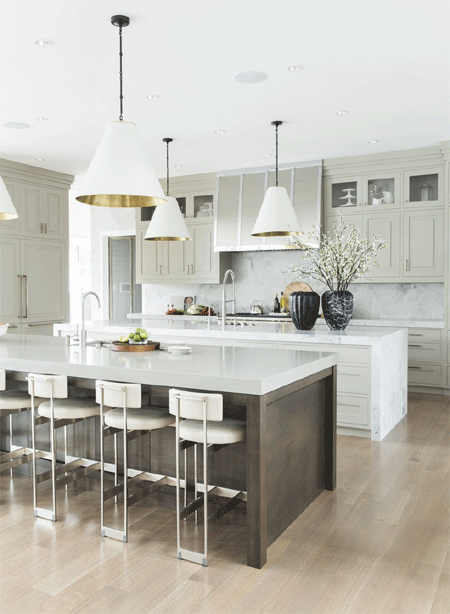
[408,342,442,363]
[337,365,369,395]
[408,328,441,342]
[408,364,441,387]
[337,395,369,427]
[278,342,370,365]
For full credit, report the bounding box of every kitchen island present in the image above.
[55,319,408,441]
[0,334,337,569]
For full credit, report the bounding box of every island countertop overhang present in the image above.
[0,335,338,396]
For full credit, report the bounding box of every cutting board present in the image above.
[283,281,313,313]
[111,341,160,352]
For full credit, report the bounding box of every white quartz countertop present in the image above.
[55,319,407,346]
[126,314,444,329]
[0,335,337,396]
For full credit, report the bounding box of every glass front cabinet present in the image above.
[138,192,214,225]
[325,172,401,214]
[404,168,443,207]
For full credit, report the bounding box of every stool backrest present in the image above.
[28,374,68,399]
[169,388,223,422]
[0,369,5,391]
[95,380,142,409]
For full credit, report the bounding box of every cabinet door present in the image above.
[20,183,43,237]
[325,213,363,237]
[20,239,67,322]
[189,222,218,281]
[0,238,21,323]
[135,228,167,283]
[167,240,189,279]
[364,212,401,278]
[363,172,400,211]
[325,175,362,214]
[403,209,444,278]
[404,168,444,207]
[42,187,65,240]
[0,178,20,237]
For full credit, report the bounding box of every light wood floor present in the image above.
[0,392,448,614]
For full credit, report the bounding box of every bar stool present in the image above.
[169,388,246,567]
[97,380,175,543]
[29,373,104,522]
[0,369,45,476]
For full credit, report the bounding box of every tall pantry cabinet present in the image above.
[0,158,73,335]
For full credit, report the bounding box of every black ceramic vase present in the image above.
[321,290,353,331]
[289,291,320,330]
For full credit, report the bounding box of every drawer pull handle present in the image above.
[409,334,423,337]
[408,344,423,348]
[409,366,421,370]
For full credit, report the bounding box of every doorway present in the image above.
[108,236,142,320]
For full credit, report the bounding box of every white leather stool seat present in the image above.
[180,418,246,445]
[38,397,103,420]
[104,407,175,431]
[0,390,43,411]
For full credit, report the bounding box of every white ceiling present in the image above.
[1,0,449,178]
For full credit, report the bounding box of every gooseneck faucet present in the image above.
[221,269,236,330]
[81,291,101,349]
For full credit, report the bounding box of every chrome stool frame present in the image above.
[97,381,175,543]
[170,389,246,567]
[29,373,101,522]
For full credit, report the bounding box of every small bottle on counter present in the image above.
[280,292,285,312]
[274,294,280,313]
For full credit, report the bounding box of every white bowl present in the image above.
[0,323,9,338]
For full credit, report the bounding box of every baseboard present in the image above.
[337,426,371,438]
[408,385,445,395]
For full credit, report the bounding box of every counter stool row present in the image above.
[0,369,246,566]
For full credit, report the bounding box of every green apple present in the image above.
[140,330,148,340]
[133,334,141,342]
[128,332,135,339]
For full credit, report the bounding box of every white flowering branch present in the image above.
[285,214,387,292]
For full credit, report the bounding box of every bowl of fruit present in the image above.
[127,328,148,344]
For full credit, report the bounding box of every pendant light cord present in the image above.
[166,140,170,196]
[275,123,279,186]
[119,24,124,120]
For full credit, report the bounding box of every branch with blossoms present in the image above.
[285,214,387,292]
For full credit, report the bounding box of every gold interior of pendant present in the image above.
[144,236,190,241]
[76,194,166,207]
[251,230,301,237]
[0,212,18,220]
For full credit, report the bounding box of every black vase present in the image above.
[321,290,353,331]
[289,291,320,330]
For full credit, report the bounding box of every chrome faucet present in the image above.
[221,269,236,330]
[81,291,101,349]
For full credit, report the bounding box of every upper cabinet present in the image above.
[404,168,443,207]
[137,186,214,228]
[20,183,66,240]
[0,178,20,237]
[325,172,401,214]
[216,162,322,251]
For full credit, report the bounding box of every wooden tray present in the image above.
[283,281,313,313]
[110,341,160,352]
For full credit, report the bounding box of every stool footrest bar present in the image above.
[101,526,127,543]
[178,548,207,567]
[34,507,56,522]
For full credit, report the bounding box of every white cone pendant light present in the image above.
[252,121,301,237]
[145,138,191,241]
[76,16,165,208]
[0,176,18,220]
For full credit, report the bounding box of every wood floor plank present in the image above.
[0,392,448,614]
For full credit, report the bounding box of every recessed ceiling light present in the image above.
[2,121,30,130]
[145,95,159,100]
[36,39,52,47]
[263,153,272,157]
[234,71,267,84]
[36,117,49,122]
[335,110,349,115]
[287,65,303,72]
[174,165,183,168]
[215,130,226,134]
[35,158,44,161]
[367,140,379,144]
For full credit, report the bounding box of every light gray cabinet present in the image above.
[216,162,322,251]
[364,212,401,278]
[0,238,21,323]
[404,168,443,207]
[325,172,401,214]
[136,221,230,284]
[20,182,65,240]
[403,209,444,278]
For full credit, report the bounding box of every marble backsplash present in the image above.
[142,250,445,320]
